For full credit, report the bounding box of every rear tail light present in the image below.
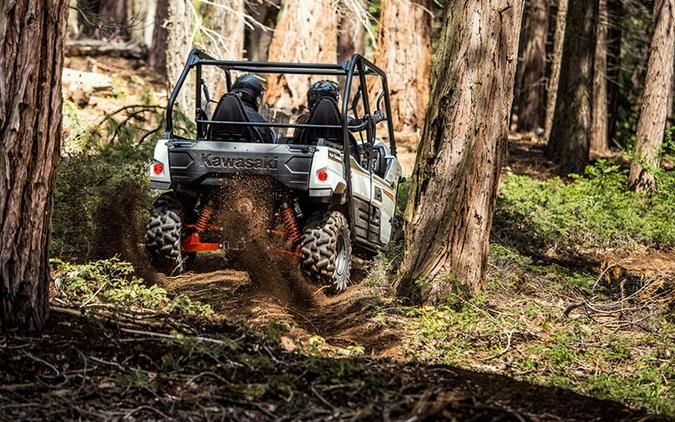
[152,162,164,175]
[317,168,328,182]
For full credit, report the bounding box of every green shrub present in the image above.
[52,138,154,260]
[52,258,213,316]
[493,160,675,254]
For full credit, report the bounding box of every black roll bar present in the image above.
[165,48,397,158]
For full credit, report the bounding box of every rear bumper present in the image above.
[168,140,315,190]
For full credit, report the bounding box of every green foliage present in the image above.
[374,241,675,416]
[614,3,654,149]
[396,177,410,215]
[663,126,675,159]
[55,92,187,261]
[494,161,675,254]
[52,258,213,316]
[52,137,154,260]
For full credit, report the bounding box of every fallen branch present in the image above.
[65,40,148,59]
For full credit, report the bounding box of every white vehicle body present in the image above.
[149,139,401,250]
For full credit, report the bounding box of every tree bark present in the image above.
[265,0,338,112]
[199,0,245,59]
[514,0,549,131]
[245,0,281,61]
[149,0,168,75]
[0,0,69,330]
[396,0,524,304]
[77,0,99,38]
[98,0,129,39]
[628,0,675,191]
[606,0,623,145]
[127,0,157,45]
[591,0,610,156]
[374,0,432,134]
[338,0,366,63]
[76,0,130,40]
[197,0,245,97]
[544,0,567,143]
[546,0,595,175]
[166,0,194,114]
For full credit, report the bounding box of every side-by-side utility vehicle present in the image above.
[145,49,402,292]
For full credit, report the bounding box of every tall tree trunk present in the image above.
[265,0,338,111]
[0,0,69,330]
[396,0,524,304]
[628,0,675,191]
[149,0,168,75]
[199,0,245,59]
[127,0,157,45]
[98,0,129,39]
[374,0,432,135]
[245,0,281,61]
[77,0,99,37]
[591,0,610,156]
[544,0,568,143]
[198,0,245,96]
[606,0,623,145]
[546,0,596,175]
[76,0,129,40]
[514,0,549,131]
[338,0,366,63]
[166,0,194,114]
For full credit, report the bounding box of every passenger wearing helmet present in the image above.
[294,80,361,160]
[293,80,341,139]
[230,74,276,143]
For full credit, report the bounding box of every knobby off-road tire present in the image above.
[300,211,351,293]
[145,192,186,275]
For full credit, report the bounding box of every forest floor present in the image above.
[1,57,673,421]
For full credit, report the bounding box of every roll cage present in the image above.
[165,48,398,180]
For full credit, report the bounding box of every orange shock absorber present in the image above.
[281,204,301,245]
[195,204,213,233]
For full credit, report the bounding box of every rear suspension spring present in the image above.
[281,204,301,245]
[195,204,213,233]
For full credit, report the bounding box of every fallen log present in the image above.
[65,39,148,59]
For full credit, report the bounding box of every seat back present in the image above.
[297,97,342,145]
[208,94,259,142]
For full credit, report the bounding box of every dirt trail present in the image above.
[161,252,404,358]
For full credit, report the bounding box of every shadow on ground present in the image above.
[1,313,670,421]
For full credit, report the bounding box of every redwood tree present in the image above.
[544,0,568,142]
[591,0,611,156]
[165,0,194,112]
[265,0,338,111]
[0,0,70,329]
[374,0,432,134]
[245,0,281,62]
[397,0,524,304]
[628,0,675,191]
[546,0,596,175]
[514,0,549,131]
[149,0,168,75]
[338,0,367,62]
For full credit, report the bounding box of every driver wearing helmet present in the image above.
[231,74,276,144]
[295,80,340,129]
[295,80,361,160]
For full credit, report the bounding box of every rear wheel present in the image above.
[145,192,186,275]
[300,211,351,293]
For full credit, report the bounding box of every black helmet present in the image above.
[232,74,265,110]
[307,80,339,109]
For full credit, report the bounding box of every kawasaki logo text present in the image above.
[202,154,279,170]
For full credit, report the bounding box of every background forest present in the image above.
[0,0,674,420]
